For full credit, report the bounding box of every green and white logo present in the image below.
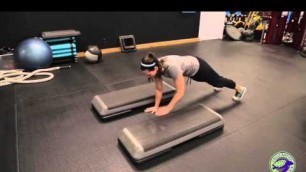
[269,151,296,172]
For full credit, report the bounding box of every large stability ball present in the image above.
[14,37,53,70]
[84,45,102,63]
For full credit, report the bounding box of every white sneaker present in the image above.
[232,86,247,101]
[213,87,222,92]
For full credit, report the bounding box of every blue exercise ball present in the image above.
[14,37,53,71]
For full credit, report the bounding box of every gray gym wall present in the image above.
[0,12,200,51]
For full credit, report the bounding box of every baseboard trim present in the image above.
[77,37,199,58]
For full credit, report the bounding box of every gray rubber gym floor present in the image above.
[1,39,306,172]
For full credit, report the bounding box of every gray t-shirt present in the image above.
[159,55,200,79]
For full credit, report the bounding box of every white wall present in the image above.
[198,12,226,40]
